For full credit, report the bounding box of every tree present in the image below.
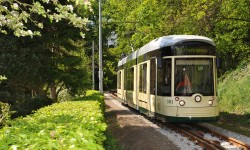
[0,0,92,37]
[0,0,93,106]
[214,0,250,70]
[104,0,250,75]
[0,24,91,102]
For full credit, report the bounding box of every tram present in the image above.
[117,35,219,122]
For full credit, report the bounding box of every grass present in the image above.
[213,112,250,137]
[218,63,250,114]
[216,62,250,137]
[103,131,124,150]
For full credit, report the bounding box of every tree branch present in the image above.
[56,82,65,95]
[218,16,250,23]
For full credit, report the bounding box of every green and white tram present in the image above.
[117,35,219,122]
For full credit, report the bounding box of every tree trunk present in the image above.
[50,83,57,102]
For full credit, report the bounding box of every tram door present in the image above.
[149,58,157,117]
[117,70,125,103]
[138,62,149,114]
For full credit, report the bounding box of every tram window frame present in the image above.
[157,58,171,96]
[150,58,156,95]
[174,58,214,96]
[126,67,134,91]
[117,71,121,89]
[139,63,147,93]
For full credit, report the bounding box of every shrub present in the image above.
[0,102,14,127]
[73,90,105,114]
[11,95,53,118]
[0,91,107,149]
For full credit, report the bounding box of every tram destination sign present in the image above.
[174,46,215,55]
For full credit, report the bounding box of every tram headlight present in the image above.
[179,100,185,106]
[195,95,202,102]
[208,100,213,106]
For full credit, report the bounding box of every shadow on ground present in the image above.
[214,112,250,137]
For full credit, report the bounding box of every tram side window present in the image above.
[117,71,121,89]
[157,59,171,96]
[127,67,134,91]
[150,59,156,94]
[139,64,147,93]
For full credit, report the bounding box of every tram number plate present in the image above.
[167,99,173,104]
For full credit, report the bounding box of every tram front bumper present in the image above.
[177,106,218,117]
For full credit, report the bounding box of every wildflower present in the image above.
[67,5,74,12]
[12,3,19,10]
[27,30,33,35]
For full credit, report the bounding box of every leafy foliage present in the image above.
[0,4,92,106]
[0,0,92,37]
[214,0,250,71]
[103,0,250,72]
[0,76,7,82]
[0,102,14,127]
[11,96,53,118]
[0,90,107,149]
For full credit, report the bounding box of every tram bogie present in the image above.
[117,35,219,122]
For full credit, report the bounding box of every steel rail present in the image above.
[193,124,250,150]
[165,123,226,150]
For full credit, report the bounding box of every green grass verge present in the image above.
[0,90,107,149]
[218,63,250,114]
[103,131,124,150]
[213,112,250,137]
[217,62,250,137]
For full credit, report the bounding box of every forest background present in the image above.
[0,0,249,119]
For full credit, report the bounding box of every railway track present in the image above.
[192,124,250,150]
[164,123,250,150]
[108,91,250,150]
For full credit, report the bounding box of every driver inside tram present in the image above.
[176,68,192,95]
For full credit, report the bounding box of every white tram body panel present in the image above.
[117,35,219,122]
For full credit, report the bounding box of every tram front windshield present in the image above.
[175,58,214,96]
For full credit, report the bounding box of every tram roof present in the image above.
[118,35,215,67]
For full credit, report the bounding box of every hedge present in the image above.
[0,90,106,150]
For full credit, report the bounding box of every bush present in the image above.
[11,95,52,118]
[0,102,14,127]
[0,90,107,149]
[73,90,105,114]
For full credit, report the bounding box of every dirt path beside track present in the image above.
[104,93,180,150]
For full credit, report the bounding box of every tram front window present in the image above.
[175,58,214,96]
